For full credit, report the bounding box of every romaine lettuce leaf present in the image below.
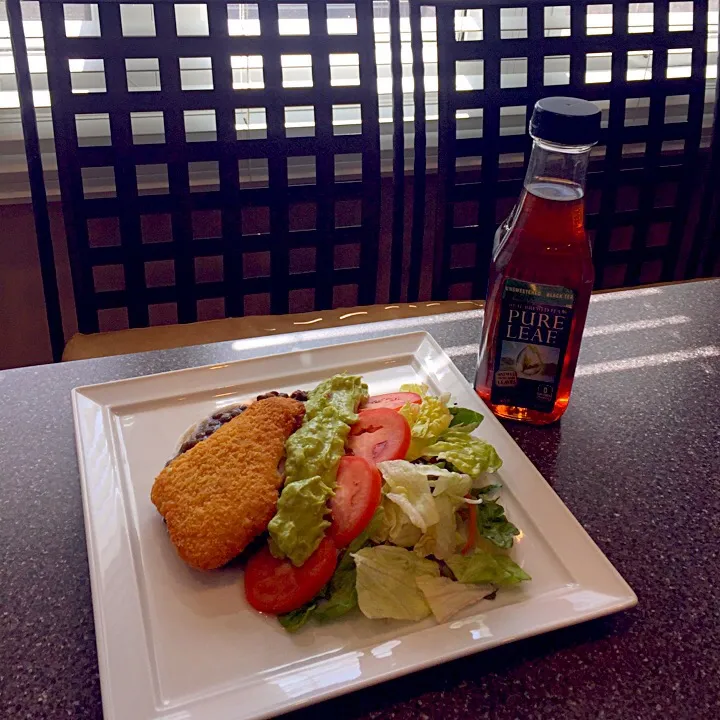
[422,430,502,478]
[475,497,520,550]
[278,603,318,632]
[467,485,519,549]
[397,388,453,460]
[405,462,470,483]
[471,483,502,497]
[399,382,430,397]
[350,505,386,553]
[352,545,440,621]
[416,575,493,623]
[398,400,421,427]
[449,407,484,432]
[313,565,356,623]
[447,549,531,585]
[406,396,452,459]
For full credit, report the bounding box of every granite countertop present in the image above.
[1,279,719,719]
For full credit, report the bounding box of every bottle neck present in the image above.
[523,137,592,199]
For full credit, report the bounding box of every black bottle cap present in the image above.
[529,96,601,146]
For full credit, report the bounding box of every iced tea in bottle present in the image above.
[475,97,601,425]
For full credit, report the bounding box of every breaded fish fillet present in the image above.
[151,396,305,570]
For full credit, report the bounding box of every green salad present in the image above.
[243,375,530,631]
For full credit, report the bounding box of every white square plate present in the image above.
[72,331,636,720]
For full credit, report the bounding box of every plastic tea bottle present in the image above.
[474,97,601,425]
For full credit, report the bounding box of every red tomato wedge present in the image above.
[329,456,383,548]
[347,408,411,464]
[362,391,422,412]
[244,537,337,614]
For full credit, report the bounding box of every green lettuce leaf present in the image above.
[407,396,452,458]
[398,388,453,460]
[278,603,318,632]
[312,563,359,625]
[422,430,502,478]
[468,485,519,549]
[314,507,385,622]
[398,400,421,427]
[353,545,440,621]
[476,497,520,550]
[344,506,385,557]
[471,483,502,497]
[416,575,493,623]
[313,567,355,623]
[447,549,531,586]
[449,406,484,432]
[399,382,430,397]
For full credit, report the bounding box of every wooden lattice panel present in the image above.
[408,0,711,300]
[40,0,381,332]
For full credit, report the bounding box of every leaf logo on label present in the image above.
[516,346,543,376]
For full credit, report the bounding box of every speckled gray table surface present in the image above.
[1,280,719,720]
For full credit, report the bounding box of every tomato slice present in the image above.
[347,408,411,464]
[244,537,337,614]
[329,456,383,548]
[362,391,422,412]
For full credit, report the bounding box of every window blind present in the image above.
[0,0,717,200]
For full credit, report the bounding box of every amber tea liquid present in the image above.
[475,97,600,425]
[474,98,602,424]
[475,179,594,424]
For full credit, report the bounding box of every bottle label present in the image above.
[490,279,575,413]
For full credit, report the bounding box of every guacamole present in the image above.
[268,374,368,566]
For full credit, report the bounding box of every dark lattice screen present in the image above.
[39,0,380,333]
[409,0,712,301]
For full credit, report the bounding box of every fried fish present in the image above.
[151,396,305,570]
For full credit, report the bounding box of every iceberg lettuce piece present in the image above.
[352,545,440,621]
